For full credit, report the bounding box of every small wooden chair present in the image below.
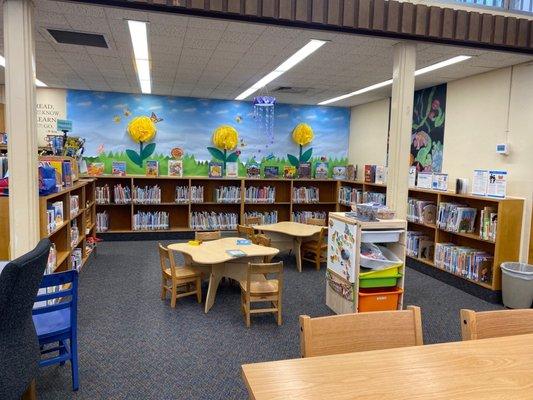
[240,261,283,327]
[252,234,273,262]
[301,227,328,270]
[244,215,262,226]
[195,231,221,241]
[307,217,326,226]
[237,224,255,240]
[158,244,202,308]
[460,309,533,341]
[300,306,423,357]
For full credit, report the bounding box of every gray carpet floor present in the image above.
[36,240,502,399]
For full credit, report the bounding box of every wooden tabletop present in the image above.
[168,237,279,265]
[242,333,533,400]
[254,222,323,237]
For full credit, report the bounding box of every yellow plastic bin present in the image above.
[359,265,402,288]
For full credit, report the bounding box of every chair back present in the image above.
[460,309,533,340]
[244,216,262,226]
[245,261,283,291]
[237,224,255,240]
[317,227,328,244]
[158,243,177,277]
[195,231,221,241]
[33,270,79,318]
[299,306,423,357]
[307,218,326,226]
[252,234,271,247]
[0,239,51,398]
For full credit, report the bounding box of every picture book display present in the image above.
[264,166,279,179]
[112,161,127,176]
[408,166,417,187]
[346,164,356,181]
[431,173,448,191]
[225,161,238,178]
[168,160,183,177]
[145,160,159,177]
[246,163,260,178]
[332,166,346,180]
[437,202,477,233]
[435,243,493,283]
[88,162,104,176]
[416,172,433,189]
[364,165,376,183]
[283,166,296,179]
[375,166,386,184]
[472,169,489,196]
[486,170,507,198]
[297,163,311,179]
[315,162,328,179]
[208,161,223,178]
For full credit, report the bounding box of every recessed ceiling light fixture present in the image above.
[235,39,327,101]
[318,55,471,105]
[127,20,151,94]
[0,55,48,87]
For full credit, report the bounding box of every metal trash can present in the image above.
[501,262,533,309]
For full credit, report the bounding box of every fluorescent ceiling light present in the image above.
[127,20,151,94]
[318,55,471,105]
[0,54,47,86]
[235,39,327,101]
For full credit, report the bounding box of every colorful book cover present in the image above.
[431,173,448,191]
[364,165,376,183]
[346,164,356,181]
[88,162,104,176]
[225,161,238,178]
[314,162,328,179]
[145,160,159,177]
[246,163,260,178]
[298,163,311,179]
[62,160,73,187]
[375,166,387,184]
[264,166,279,179]
[112,161,127,176]
[283,166,296,179]
[168,160,183,177]
[408,166,417,187]
[208,161,223,178]
[332,166,346,180]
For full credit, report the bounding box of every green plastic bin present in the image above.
[359,266,403,288]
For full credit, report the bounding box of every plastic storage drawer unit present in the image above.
[358,287,403,312]
[359,266,402,288]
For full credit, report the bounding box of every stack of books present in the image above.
[215,186,241,203]
[114,184,132,204]
[407,199,437,225]
[95,185,110,204]
[406,231,434,261]
[292,187,319,203]
[338,186,362,205]
[245,186,275,203]
[133,185,162,204]
[133,211,169,230]
[437,202,477,233]
[70,195,80,218]
[363,191,386,205]
[435,243,493,283]
[191,186,204,203]
[244,211,278,225]
[190,212,238,230]
[96,211,109,232]
[480,206,497,241]
[292,211,326,223]
[175,186,189,203]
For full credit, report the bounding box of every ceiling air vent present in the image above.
[47,29,108,48]
[272,86,309,94]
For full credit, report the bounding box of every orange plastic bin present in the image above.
[358,287,403,312]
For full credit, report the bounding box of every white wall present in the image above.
[348,63,533,261]
[348,98,390,175]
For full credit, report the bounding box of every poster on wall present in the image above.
[66,90,350,177]
[411,84,446,173]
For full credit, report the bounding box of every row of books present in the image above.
[133,211,170,230]
[175,186,189,203]
[46,201,64,234]
[364,165,387,184]
[292,187,320,203]
[96,185,111,204]
[96,211,109,232]
[407,199,437,225]
[114,185,132,204]
[39,158,73,189]
[70,195,80,218]
[245,186,276,203]
[338,186,363,205]
[133,185,162,204]
[437,202,477,234]
[214,186,241,203]
[363,191,386,205]
[244,211,278,225]
[190,212,238,230]
[191,186,204,203]
[406,231,434,261]
[434,243,493,283]
[292,211,327,223]
[480,207,498,241]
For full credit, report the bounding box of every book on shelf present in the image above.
[431,173,448,191]
[70,220,79,248]
[298,163,311,179]
[46,243,57,274]
[407,198,437,225]
[190,211,238,230]
[208,161,223,178]
[168,160,183,177]
[112,161,127,176]
[95,185,111,204]
[246,163,260,178]
[215,186,241,203]
[245,186,275,203]
[96,211,109,232]
[292,186,319,203]
[375,166,387,184]
[190,186,204,203]
[314,162,328,179]
[437,202,477,234]
[416,172,433,189]
[406,231,434,261]
[0,155,7,179]
[114,184,132,204]
[133,211,169,230]
[338,186,362,205]
[70,195,80,218]
[434,242,493,284]
[62,160,73,188]
[145,160,159,177]
[292,211,326,224]
[362,191,386,205]
[133,185,161,204]
[364,165,376,183]
[487,170,507,198]
[264,166,279,179]
[332,166,346,180]
[71,248,83,271]
[52,201,64,224]
[225,161,238,178]
[346,164,356,181]
[283,166,296,179]
[88,162,104,176]
[244,211,278,225]
[472,169,489,196]
[480,207,497,241]
[175,186,189,203]
[408,166,417,187]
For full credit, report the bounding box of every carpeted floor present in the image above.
[37,240,502,399]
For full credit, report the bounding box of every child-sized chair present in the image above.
[460,308,533,340]
[195,231,221,241]
[301,227,328,270]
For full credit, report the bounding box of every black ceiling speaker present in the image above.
[47,29,108,48]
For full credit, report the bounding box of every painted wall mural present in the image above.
[411,83,446,172]
[66,90,350,176]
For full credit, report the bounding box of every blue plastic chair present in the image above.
[32,270,79,391]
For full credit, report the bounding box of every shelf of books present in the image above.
[337,180,387,211]
[406,187,524,291]
[0,179,97,272]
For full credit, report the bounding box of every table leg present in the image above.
[205,266,223,313]
[294,237,302,272]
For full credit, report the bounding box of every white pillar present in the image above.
[386,42,416,219]
[4,0,40,258]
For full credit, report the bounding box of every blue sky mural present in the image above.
[66,90,350,162]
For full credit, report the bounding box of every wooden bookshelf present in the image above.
[407,187,524,291]
[337,179,387,210]
[0,179,96,272]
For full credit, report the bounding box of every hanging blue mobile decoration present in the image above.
[253,95,276,154]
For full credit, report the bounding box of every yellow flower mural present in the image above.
[207,125,240,171]
[288,123,314,167]
[126,116,157,167]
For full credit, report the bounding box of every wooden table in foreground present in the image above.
[254,222,323,272]
[242,333,533,400]
[168,237,279,313]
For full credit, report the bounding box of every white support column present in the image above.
[386,42,416,219]
[4,0,39,258]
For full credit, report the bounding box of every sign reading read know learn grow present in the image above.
[56,119,72,132]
